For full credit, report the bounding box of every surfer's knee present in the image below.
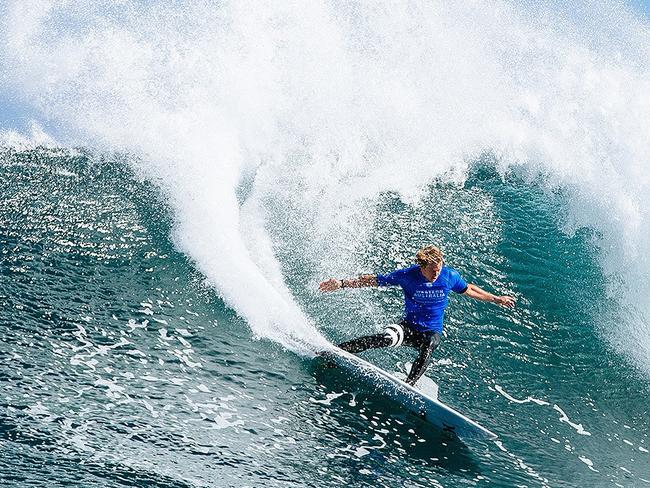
[426,332,442,352]
[383,323,405,347]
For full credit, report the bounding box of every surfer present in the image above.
[319,245,515,385]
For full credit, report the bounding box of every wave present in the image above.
[1,1,649,369]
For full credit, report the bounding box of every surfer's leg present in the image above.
[406,332,441,385]
[338,323,405,353]
[337,334,392,353]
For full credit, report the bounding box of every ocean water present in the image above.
[1,1,649,487]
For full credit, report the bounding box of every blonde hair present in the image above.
[415,246,444,268]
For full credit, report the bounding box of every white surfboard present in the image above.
[321,347,497,440]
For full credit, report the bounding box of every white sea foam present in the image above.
[1,1,648,365]
[0,121,57,150]
[495,385,550,406]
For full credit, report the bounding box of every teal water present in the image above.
[2,149,648,487]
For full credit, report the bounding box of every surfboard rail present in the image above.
[321,347,497,441]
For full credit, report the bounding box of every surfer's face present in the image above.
[423,262,443,281]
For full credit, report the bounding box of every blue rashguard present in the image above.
[376,265,468,333]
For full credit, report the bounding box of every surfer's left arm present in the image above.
[462,284,516,308]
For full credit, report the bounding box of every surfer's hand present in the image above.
[494,295,516,308]
[319,278,342,292]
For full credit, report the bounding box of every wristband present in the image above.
[340,279,345,288]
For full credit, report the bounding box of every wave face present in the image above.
[1,3,649,361]
[2,148,649,487]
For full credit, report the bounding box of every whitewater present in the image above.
[2,0,649,364]
[1,1,650,486]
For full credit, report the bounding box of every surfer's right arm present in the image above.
[319,274,377,292]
